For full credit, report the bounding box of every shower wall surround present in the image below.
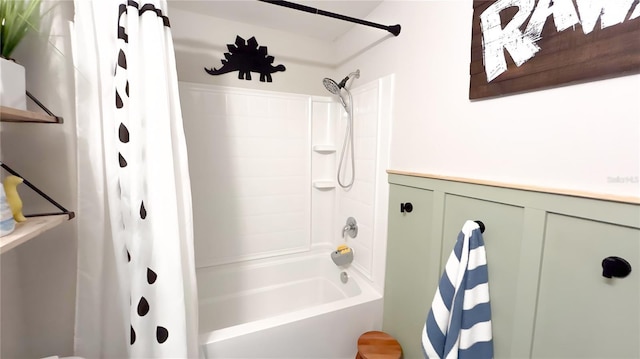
[179,77,392,291]
[334,81,386,280]
[179,84,311,267]
[310,78,392,291]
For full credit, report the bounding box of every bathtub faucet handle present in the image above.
[342,224,351,237]
[343,217,358,238]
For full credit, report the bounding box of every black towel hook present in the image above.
[400,202,413,213]
[474,220,485,233]
[602,256,632,278]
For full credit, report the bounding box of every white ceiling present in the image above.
[167,1,384,42]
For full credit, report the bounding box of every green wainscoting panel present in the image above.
[441,194,525,357]
[383,173,640,359]
[383,184,437,359]
[532,214,640,358]
[509,208,547,358]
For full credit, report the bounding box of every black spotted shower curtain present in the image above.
[73,1,198,357]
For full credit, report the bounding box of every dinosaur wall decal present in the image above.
[204,36,286,82]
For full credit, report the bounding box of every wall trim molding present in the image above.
[387,169,640,204]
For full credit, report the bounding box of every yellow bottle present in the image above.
[3,175,26,222]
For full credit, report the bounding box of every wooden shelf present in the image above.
[0,106,62,123]
[0,215,69,254]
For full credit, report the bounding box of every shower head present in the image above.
[323,77,341,95]
[322,69,361,95]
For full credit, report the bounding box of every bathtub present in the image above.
[197,247,383,358]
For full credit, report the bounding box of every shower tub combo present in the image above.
[180,74,392,358]
[198,248,383,358]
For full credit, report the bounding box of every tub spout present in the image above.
[342,217,358,238]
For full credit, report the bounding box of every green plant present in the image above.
[0,0,42,59]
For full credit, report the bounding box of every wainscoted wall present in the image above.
[179,78,392,292]
[384,172,640,359]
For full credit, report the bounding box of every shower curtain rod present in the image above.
[257,0,401,37]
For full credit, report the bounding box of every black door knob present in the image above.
[602,256,632,278]
[400,202,413,213]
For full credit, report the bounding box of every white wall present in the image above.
[336,0,640,198]
[0,1,77,358]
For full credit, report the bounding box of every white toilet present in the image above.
[41,356,85,359]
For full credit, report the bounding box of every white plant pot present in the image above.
[0,58,27,110]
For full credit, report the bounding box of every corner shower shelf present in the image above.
[312,145,336,154]
[0,215,69,254]
[313,181,336,189]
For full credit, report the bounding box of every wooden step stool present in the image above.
[355,331,402,359]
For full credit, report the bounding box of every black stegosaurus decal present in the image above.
[205,36,286,82]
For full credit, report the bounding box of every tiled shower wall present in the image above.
[179,78,391,287]
[180,84,311,267]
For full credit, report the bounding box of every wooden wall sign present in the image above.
[470,0,640,99]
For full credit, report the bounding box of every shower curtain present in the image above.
[73,1,198,357]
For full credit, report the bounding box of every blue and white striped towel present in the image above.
[422,220,493,359]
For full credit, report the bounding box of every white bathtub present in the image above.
[197,247,383,359]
